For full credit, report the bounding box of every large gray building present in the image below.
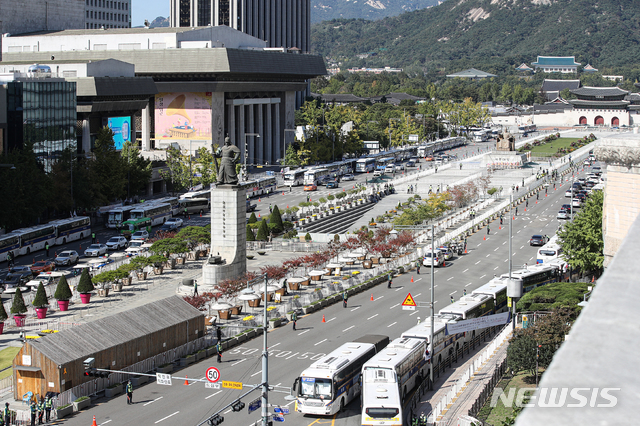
[169,0,310,53]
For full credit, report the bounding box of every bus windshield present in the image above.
[300,378,332,399]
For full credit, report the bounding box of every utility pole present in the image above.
[429,224,435,390]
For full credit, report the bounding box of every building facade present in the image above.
[83,0,131,29]
[531,56,581,73]
[568,86,631,127]
[169,0,310,52]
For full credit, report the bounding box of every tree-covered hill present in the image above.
[311,0,640,72]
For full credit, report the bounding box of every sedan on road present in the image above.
[165,218,184,228]
[557,210,570,220]
[572,198,582,208]
[3,266,33,285]
[84,244,108,257]
[565,190,573,198]
[131,230,149,241]
[55,250,79,266]
[342,173,355,181]
[303,184,317,191]
[30,260,56,275]
[106,236,128,250]
[159,222,178,233]
[529,235,548,246]
[326,179,339,189]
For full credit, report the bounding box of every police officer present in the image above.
[44,396,52,423]
[3,402,10,426]
[342,291,348,308]
[30,400,36,426]
[37,398,44,425]
[416,259,421,275]
[450,296,454,304]
[217,341,223,363]
[45,242,50,257]
[387,273,392,289]
[91,232,96,244]
[126,380,133,404]
[291,311,298,330]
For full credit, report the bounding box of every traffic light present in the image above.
[97,370,110,378]
[208,415,224,425]
[231,400,245,412]
[84,368,97,377]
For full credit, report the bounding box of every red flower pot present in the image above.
[35,307,48,319]
[0,323,4,334]
[57,300,70,311]
[80,293,92,304]
[13,315,26,327]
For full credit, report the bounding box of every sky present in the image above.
[132,0,169,27]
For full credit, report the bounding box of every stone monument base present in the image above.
[481,151,529,170]
[202,262,245,287]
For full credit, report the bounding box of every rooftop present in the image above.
[531,56,581,66]
[446,68,497,78]
[570,86,629,97]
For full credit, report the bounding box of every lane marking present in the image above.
[343,326,354,332]
[326,317,336,323]
[390,303,400,309]
[314,339,327,346]
[504,258,508,262]
[351,306,361,311]
[503,241,506,245]
[415,293,422,297]
[449,291,457,295]
[387,322,397,328]
[271,342,281,348]
[494,266,499,270]
[298,330,310,336]
[368,314,378,320]
[251,371,261,377]
[232,359,246,366]
[494,247,498,252]
[486,254,490,257]
[410,311,419,316]
[520,246,524,249]
[466,283,472,287]
[189,376,204,386]
[155,411,179,424]
[462,268,468,273]
[100,420,112,425]
[447,277,453,281]
[144,397,163,406]
[205,391,222,400]
[479,274,486,279]
[475,261,481,265]
[373,296,385,301]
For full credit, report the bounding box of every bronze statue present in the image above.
[214,136,241,185]
[496,130,515,151]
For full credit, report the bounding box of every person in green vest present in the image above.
[45,242,50,257]
[91,232,96,244]
[126,380,133,404]
[37,397,44,425]
[193,280,198,297]
[29,399,36,426]
[291,311,298,330]
[217,342,223,363]
[342,291,348,308]
[44,396,52,423]
[3,402,10,426]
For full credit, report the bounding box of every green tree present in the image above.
[77,268,95,294]
[32,283,49,308]
[507,331,538,376]
[0,300,7,322]
[121,141,152,198]
[194,146,218,186]
[10,288,27,315]
[150,237,188,256]
[256,219,269,241]
[284,144,301,166]
[90,127,127,204]
[159,146,193,193]
[557,190,604,274]
[176,226,211,249]
[269,205,284,233]
[246,224,256,241]
[248,212,258,224]
[54,275,73,301]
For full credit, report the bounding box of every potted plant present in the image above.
[147,255,168,275]
[77,268,94,304]
[0,301,7,334]
[117,263,135,285]
[130,256,150,280]
[32,283,49,319]
[10,288,27,326]
[54,275,73,311]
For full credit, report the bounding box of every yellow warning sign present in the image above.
[222,380,243,390]
[402,293,416,310]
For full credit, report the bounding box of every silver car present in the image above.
[55,250,79,266]
[106,236,128,250]
[84,244,108,257]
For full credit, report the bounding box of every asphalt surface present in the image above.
[53,156,595,426]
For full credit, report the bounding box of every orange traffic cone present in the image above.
[322,315,326,323]
[200,212,202,217]
[443,260,446,267]
[184,375,189,385]
[411,276,414,283]
[259,198,261,202]
[483,235,486,241]
[79,243,82,250]
[371,294,374,301]
[287,205,289,209]
[524,208,527,212]
[258,213,261,218]
[513,216,515,220]
[282,192,285,196]
[91,415,98,426]
[464,247,467,254]
[499,225,501,230]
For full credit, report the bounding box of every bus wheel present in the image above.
[339,398,344,412]
[62,238,66,245]
[27,248,31,255]
[80,233,83,239]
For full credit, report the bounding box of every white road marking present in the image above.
[447,277,453,281]
[188,376,204,386]
[374,296,385,301]
[155,411,179,423]
[450,291,457,295]
[390,303,400,309]
[415,293,422,297]
[466,283,473,287]
[232,359,246,366]
[343,326,354,332]
[251,371,261,377]
[503,241,506,245]
[205,391,222,400]
[326,317,336,323]
[520,246,524,249]
[462,268,468,273]
[351,306,361,311]
[494,266,499,270]
[298,330,310,336]
[494,247,499,251]
[475,261,481,265]
[368,314,378,320]
[314,339,327,346]
[504,258,508,262]
[144,397,163,406]
[271,342,281,348]
[100,420,113,425]
[410,311,419,316]
[480,275,486,279]
[477,243,482,246]
[387,322,397,328]
[517,230,521,233]
[415,278,423,282]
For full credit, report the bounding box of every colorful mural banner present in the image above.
[155,92,212,140]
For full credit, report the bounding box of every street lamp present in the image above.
[244,133,260,180]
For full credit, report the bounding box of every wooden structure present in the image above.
[12,296,204,400]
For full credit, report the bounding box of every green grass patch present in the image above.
[517,281,590,312]
[477,370,537,425]
[0,347,21,380]
[527,138,580,157]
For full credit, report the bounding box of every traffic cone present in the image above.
[411,276,414,283]
[287,205,289,209]
[371,294,374,301]
[282,192,285,196]
[322,315,326,323]
[513,216,515,220]
[464,247,467,254]
[483,235,486,241]
[259,198,261,202]
[499,225,501,230]
[184,375,189,385]
[524,208,527,212]
[258,213,261,218]
[79,243,82,250]
[200,212,202,217]
[91,415,98,426]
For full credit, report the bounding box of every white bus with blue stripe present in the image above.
[129,203,172,226]
[360,337,429,426]
[294,336,387,416]
[52,217,92,245]
[471,278,508,313]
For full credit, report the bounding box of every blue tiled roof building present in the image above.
[531,56,581,73]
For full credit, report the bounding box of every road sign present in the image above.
[402,293,417,311]
[205,382,221,389]
[156,373,172,386]
[274,407,290,415]
[273,415,285,422]
[409,134,419,142]
[222,380,243,390]
[206,367,221,383]
[248,398,261,414]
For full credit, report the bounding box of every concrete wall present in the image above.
[0,0,85,37]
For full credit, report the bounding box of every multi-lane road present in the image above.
[58,155,587,426]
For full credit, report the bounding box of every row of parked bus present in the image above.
[292,261,566,425]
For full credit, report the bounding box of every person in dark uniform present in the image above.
[291,311,298,330]
[217,342,223,363]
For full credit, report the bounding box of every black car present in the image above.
[159,223,178,233]
[529,235,548,246]
[3,266,33,285]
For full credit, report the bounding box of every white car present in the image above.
[125,240,150,255]
[131,230,150,241]
[565,190,573,198]
[342,173,355,181]
[373,170,383,177]
[26,271,67,289]
[106,236,128,250]
[384,165,395,174]
[395,164,405,171]
[572,198,581,208]
[84,244,108,257]
[423,249,445,267]
[55,250,79,266]
[165,218,184,228]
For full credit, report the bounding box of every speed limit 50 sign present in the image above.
[206,366,221,383]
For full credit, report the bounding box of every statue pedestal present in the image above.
[202,186,247,286]
[481,151,529,170]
